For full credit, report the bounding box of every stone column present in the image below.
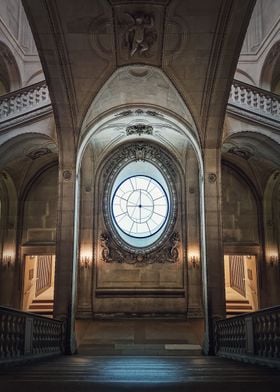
[202,148,225,355]
[53,159,77,354]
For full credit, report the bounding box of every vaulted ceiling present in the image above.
[23,0,256,154]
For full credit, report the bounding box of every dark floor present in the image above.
[0,355,279,392]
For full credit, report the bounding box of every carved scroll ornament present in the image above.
[100,231,180,265]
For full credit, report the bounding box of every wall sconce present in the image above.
[269,255,279,267]
[189,254,200,269]
[80,256,92,268]
[1,254,13,268]
[79,248,93,269]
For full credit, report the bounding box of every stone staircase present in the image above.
[79,341,201,356]
[226,299,252,317]
[28,298,54,317]
[0,354,280,392]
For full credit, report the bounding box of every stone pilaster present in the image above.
[53,163,77,354]
[202,148,225,355]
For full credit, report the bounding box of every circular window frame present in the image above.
[111,174,170,239]
[103,143,177,254]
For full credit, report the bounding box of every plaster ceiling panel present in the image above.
[23,0,255,150]
[83,66,196,134]
[56,0,116,122]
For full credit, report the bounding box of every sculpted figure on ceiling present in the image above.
[124,13,157,57]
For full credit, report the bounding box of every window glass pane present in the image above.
[112,175,169,238]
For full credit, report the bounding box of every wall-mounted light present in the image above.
[79,248,93,269]
[1,252,14,268]
[80,256,92,268]
[188,253,200,269]
[269,255,279,267]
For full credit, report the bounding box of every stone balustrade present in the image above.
[215,306,280,368]
[1,79,280,129]
[0,81,51,128]
[0,306,64,363]
[228,79,280,122]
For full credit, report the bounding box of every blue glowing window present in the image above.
[112,175,169,238]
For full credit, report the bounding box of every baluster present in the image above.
[246,89,252,107]
[252,90,258,108]
[35,88,41,104]
[265,96,271,114]
[29,90,34,106]
[15,95,21,112]
[240,86,245,104]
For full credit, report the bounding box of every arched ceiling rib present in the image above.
[23,0,256,150]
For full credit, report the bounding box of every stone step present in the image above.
[78,343,202,356]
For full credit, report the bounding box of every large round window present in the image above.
[112,175,169,238]
[107,160,173,249]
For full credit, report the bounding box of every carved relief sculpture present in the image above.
[124,13,157,57]
[115,5,164,66]
[126,123,153,136]
[100,232,112,262]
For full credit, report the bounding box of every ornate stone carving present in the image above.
[115,5,165,67]
[26,147,51,160]
[126,123,153,136]
[146,110,162,117]
[228,147,253,160]
[103,142,178,255]
[123,13,157,57]
[100,231,180,265]
[208,173,217,183]
[104,143,177,180]
[114,109,164,118]
[115,110,133,117]
[62,170,72,181]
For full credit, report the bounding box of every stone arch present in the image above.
[235,68,256,86]
[0,41,21,93]
[260,40,280,93]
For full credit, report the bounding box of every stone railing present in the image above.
[0,79,279,130]
[215,306,280,368]
[0,81,51,128]
[228,79,280,124]
[0,306,64,364]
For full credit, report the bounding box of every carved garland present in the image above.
[102,143,178,263]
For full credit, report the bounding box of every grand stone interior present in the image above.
[0,0,279,356]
